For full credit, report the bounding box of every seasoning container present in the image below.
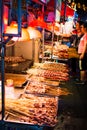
[6,79,14,87]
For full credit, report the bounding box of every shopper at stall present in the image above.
[72,21,84,48]
[59,20,84,79]
[70,20,84,79]
[77,22,87,84]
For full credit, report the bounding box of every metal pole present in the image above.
[42,4,45,63]
[32,38,35,62]
[18,0,22,36]
[64,0,67,21]
[51,22,54,60]
[1,44,5,120]
[42,29,45,63]
[0,0,5,120]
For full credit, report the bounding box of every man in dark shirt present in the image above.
[70,20,84,80]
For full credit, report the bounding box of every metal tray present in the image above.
[4,94,58,127]
[24,80,60,97]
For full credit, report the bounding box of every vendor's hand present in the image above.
[79,54,84,59]
[59,33,63,37]
[71,43,74,47]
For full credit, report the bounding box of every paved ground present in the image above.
[53,78,87,130]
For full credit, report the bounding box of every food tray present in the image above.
[24,80,60,97]
[27,76,60,87]
[4,94,58,127]
[4,114,57,129]
[5,73,28,88]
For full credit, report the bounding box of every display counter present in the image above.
[0,71,59,128]
[0,62,71,129]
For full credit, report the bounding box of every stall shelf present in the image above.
[0,1,58,130]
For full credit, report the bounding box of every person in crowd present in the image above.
[77,22,87,84]
[70,20,84,79]
[60,22,73,47]
[59,20,84,80]
[72,20,84,49]
[59,17,74,47]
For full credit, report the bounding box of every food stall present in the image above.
[0,0,72,130]
[0,0,59,130]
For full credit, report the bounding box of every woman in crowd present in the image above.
[77,22,87,84]
[72,20,84,49]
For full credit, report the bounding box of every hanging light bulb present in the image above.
[27,27,42,39]
[3,5,8,31]
[5,22,30,41]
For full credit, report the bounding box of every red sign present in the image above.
[61,2,74,17]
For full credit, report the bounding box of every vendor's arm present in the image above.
[60,33,72,38]
[80,39,87,59]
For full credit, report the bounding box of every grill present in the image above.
[5,59,33,74]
